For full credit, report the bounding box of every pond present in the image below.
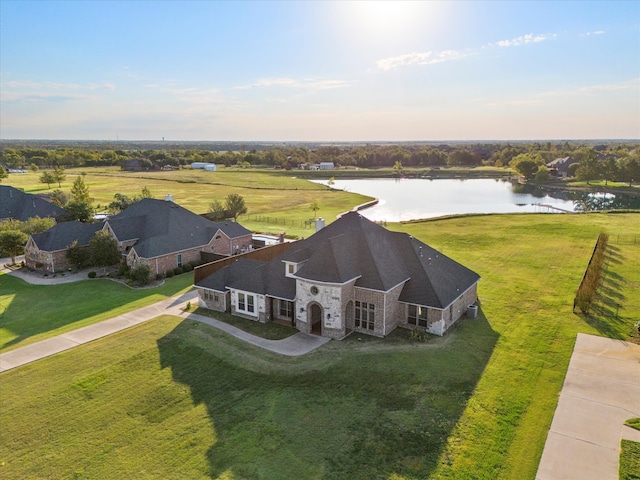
[312,178,640,222]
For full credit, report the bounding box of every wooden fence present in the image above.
[194,241,294,284]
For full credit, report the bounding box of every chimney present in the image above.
[165,193,173,202]
[315,217,325,232]
[279,232,285,243]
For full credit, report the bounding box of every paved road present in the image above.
[536,333,640,480]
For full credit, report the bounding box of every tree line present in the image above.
[2,141,638,171]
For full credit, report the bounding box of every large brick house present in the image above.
[25,198,253,274]
[0,185,67,221]
[195,212,480,339]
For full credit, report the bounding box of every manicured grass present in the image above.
[0,313,498,479]
[626,418,640,432]
[0,273,193,352]
[193,307,298,340]
[0,213,638,479]
[620,440,640,480]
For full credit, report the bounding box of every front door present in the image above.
[310,304,322,335]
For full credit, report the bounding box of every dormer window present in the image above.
[285,261,299,278]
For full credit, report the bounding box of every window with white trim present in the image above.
[408,305,429,327]
[237,292,256,315]
[177,254,183,268]
[355,301,375,330]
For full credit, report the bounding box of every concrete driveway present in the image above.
[536,333,640,480]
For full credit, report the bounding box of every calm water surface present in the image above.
[313,178,637,222]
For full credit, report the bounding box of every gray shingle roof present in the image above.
[197,258,265,292]
[198,211,480,309]
[0,185,67,221]
[108,198,251,258]
[30,221,103,251]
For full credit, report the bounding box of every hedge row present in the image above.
[574,232,609,314]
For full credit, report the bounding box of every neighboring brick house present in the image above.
[0,185,67,221]
[25,221,103,272]
[195,212,480,339]
[25,197,253,274]
[106,198,252,275]
[546,156,578,178]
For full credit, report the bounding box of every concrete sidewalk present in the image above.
[536,333,640,480]
[0,291,330,373]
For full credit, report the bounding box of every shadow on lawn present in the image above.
[157,306,499,479]
[579,247,633,340]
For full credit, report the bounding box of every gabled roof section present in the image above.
[30,221,103,252]
[0,185,67,221]
[291,212,409,290]
[209,221,252,238]
[107,198,250,258]
[397,234,481,308]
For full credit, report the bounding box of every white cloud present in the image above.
[376,50,468,70]
[581,30,605,37]
[494,33,555,47]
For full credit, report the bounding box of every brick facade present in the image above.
[197,287,229,312]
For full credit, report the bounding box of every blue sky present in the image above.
[1,0,638,141]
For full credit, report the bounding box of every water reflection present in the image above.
[312,178,640,222]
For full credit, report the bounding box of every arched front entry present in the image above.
[310,303,322,335]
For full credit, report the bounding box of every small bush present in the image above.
[173,267,183,276]
[117,264,130,277]
[182,263,193,272]
[410,327,429,342]
[88,271,97,278]
[156,273,163,280]
[130,264,151,285]
[166,270,175,278]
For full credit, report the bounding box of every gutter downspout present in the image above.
[383,294,386,336]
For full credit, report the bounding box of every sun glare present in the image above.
[334,1,442,49]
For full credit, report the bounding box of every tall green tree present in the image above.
[601,157,618,186]
[89,231,121,272]
[225,193,247,221]
[65,240,91,269]
[108,193,135,213]
[50,189,70,207]
[70,175,91,203]
[0,230,28,264]
[208,200,227,221]
[0,166,8,182]
[53,167,66,188]
[575,158,602,184]
[619,157,640,186]
[66,200,94,223]
[40,171,56,189]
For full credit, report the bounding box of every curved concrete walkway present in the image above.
[537,333,640,480]
[0,262,330,372]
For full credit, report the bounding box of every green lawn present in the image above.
[0,273,193,352]
[620,440,640,480]
[0,213,639,479]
